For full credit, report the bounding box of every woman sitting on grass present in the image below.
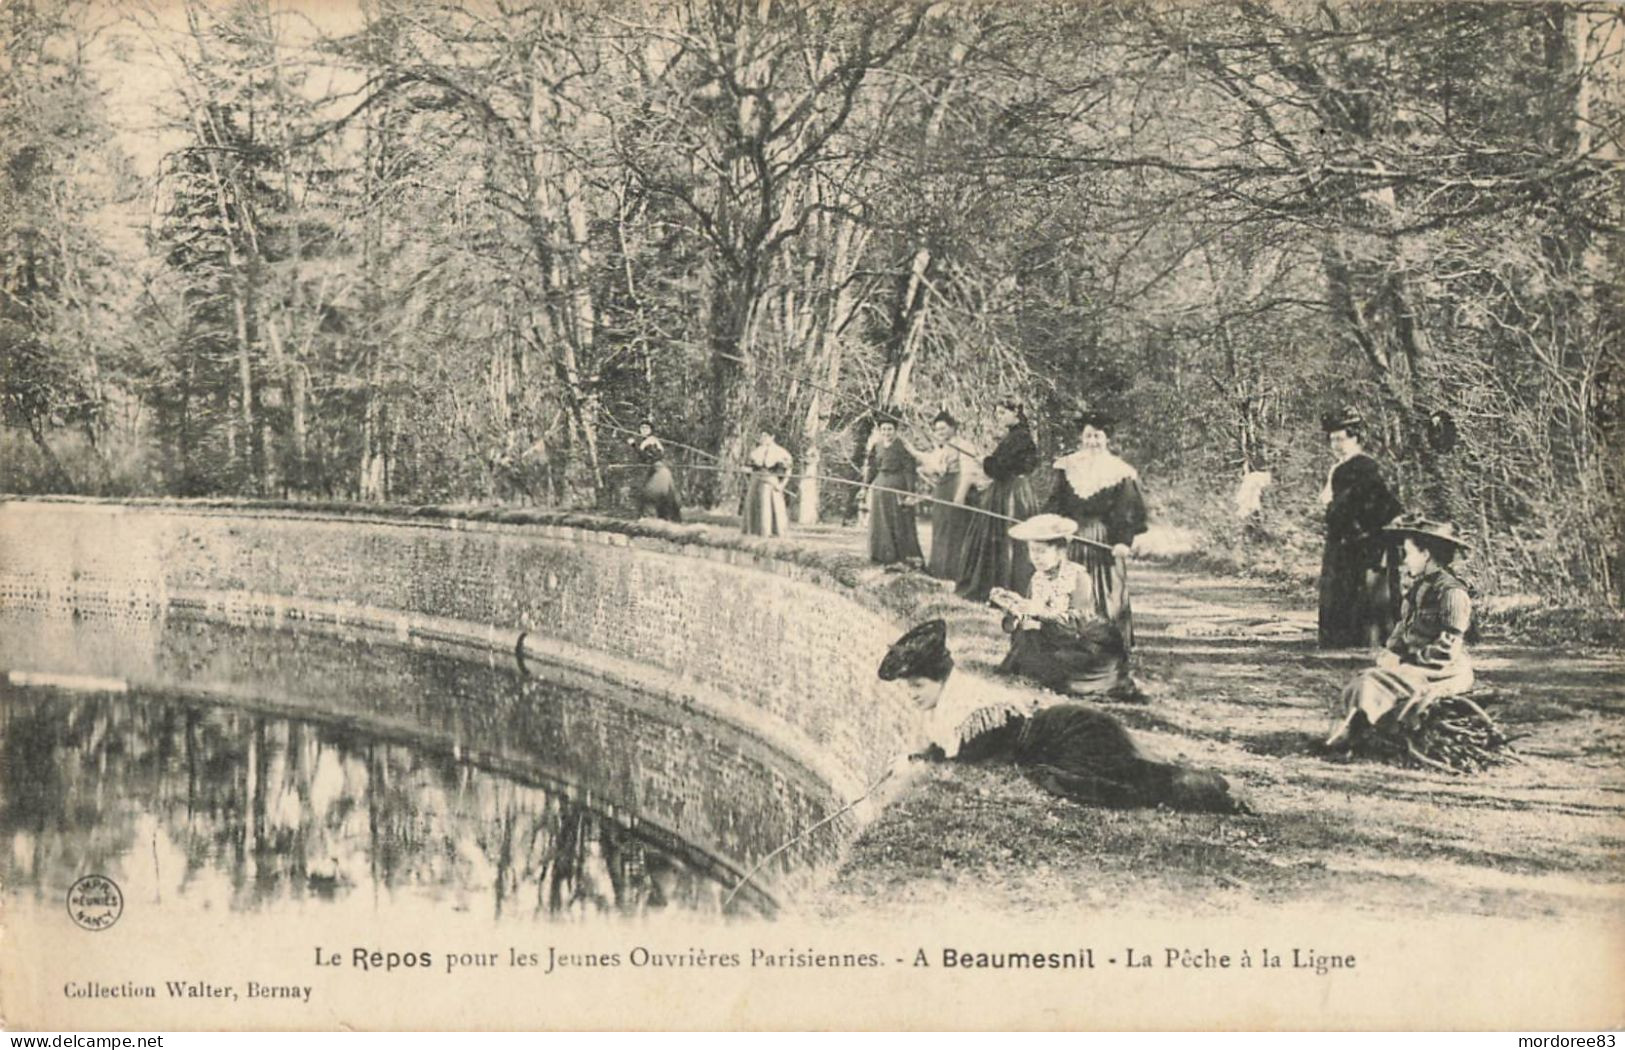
[878,619,1246,813]
[988,514,1141,701]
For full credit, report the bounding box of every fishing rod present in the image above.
[603,461,1117,554]
[720,765,895,913]
[597,413,723,464]
[606,353,1041,476]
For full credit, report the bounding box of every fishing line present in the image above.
[720,767,896,913]
[602,462,1116,553]
[713,352,994,461]
[599,414,722,463]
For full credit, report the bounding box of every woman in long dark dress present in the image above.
[1042,412,1147,647]
[988,514,1139,699]
[742,430,792,538]
[1318,408,1403,649]
[876,620,1245,813]
[922,410,980,580]
[628,420,682,522]
[864,417,925,565]
[955,401,1040,603]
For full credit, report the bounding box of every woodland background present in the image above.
[2,0,1621,609]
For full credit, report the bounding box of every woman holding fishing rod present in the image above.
[864,414,927,567]
[626,419,683,522]
[920,410,983,581]
[955,400,1041,603]
[989,514,1142,700]
[742,429,794,538]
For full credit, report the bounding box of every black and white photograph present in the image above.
[0,0,1621,1032]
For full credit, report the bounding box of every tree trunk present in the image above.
[795,211,865,524]
[26,420,73,492]
[527,40,601,502]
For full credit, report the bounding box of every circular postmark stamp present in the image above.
[67,874,123,932]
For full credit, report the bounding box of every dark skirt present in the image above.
[1013,706,1242,813]
[955,476,1037,603]
[997,619,1133,696]
[638,464,682,522]
[927,474,972,580]
[868,470,923,564]
[1318,538,1398,648]
[1071,517,1133,647]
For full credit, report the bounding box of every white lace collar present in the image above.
[1053,450,1137,500]
[926,673,984,759]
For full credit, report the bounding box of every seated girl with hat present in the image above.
[1325,514,1475,750]
[987,514,1140,700]
[877,619,1245,813]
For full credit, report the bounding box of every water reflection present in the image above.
[0,611,846,922]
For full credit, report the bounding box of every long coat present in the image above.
[1318,453,1402,648]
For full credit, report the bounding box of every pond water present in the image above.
[0,608,847,924]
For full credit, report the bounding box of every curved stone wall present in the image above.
[0,498,919,804]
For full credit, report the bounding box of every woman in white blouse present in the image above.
[988,514,1140,700]
[741,430,793,537]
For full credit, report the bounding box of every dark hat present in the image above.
[1322,406,1364,433]
[873,410,902,427]
[638,417,655,429]
[931,409,959,429]
[1384,513,1472,552]
[1076,409,1113,431]
[878,619,953,682]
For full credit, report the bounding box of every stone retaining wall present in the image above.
[0,498,919,803]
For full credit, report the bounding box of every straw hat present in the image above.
[1384,513,1472,552]
[1008,513,1079,542]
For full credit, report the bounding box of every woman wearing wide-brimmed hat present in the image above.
[1042,410,1148,647]
[628,419,682,522]
[1318,407,1403,648]
[955,400,1040,602]
[1324,514,1475,750]
[986,514,1139,700]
